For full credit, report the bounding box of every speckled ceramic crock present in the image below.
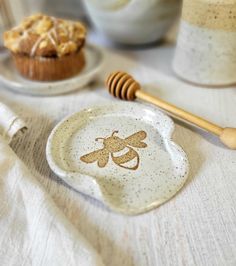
[46,102,189,215]
[173,0,236,86]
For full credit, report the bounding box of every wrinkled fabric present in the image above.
[0,103,104,266]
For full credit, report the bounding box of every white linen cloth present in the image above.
[0,102,104,266]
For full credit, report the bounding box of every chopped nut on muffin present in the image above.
[3,13,87,81]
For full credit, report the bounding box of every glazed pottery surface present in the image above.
[0,44,103,96]
[83,0,181,44]
[173,0,236,86]
[46,102,189,215]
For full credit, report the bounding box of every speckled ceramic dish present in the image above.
[0,44,103,96]
[46,102,189,215]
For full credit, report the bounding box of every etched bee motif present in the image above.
[80,130,147,170]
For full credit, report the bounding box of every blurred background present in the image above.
[0,0,180,48]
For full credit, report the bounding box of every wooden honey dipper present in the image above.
[106,71,236,149]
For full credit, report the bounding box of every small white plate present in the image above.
[46,102,189,215]
[0,44,103,96]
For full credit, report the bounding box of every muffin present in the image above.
[3,14,86,81]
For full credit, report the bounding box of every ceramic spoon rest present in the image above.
[46,102,189,215]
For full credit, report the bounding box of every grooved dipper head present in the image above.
[106,71,141,100]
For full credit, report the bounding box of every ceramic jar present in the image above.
[82,0,181,45]
[173,0,236,86]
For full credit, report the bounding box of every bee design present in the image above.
[80,130,147,170]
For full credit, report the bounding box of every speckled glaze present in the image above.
[173,0,236,86]
[0,44,103,96]
[46,102,189,215]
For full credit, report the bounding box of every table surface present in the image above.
[1,30,236,266]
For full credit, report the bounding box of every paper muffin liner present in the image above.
[12,50,85,81]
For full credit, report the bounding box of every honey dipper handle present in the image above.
[136,90,223,136]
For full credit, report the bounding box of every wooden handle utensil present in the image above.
[106,71,236,149]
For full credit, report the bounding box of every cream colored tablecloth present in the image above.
[0,103,104,266]
[0,41,235,265]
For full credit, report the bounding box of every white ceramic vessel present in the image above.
[173,0,236,86]
[46,102,189,215]
[83,0,181,45]
[0,44,103,96]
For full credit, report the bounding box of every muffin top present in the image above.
[3,14,86,57]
